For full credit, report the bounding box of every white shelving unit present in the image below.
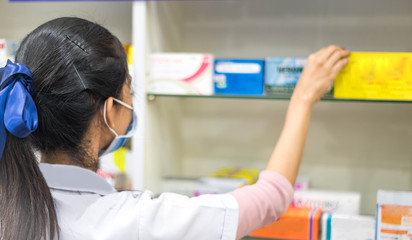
[132,0,412,216]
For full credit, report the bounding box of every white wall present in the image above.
[177,0,412,57]
[0,1,132,43]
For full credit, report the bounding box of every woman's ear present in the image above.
[100,97,115,129]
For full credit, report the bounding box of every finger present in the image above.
[325,49,351,69]
[309,45,342,66]
[330,57,350,79]
[318,45,342,62]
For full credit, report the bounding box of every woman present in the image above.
[0,17,350,240]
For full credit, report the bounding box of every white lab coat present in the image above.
[39,163,239,240]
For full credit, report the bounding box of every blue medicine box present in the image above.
[213,59,264,95]
[264,57,307,95]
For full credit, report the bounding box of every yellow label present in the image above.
[122,44,133,65]
[211,167,260,184]
[334,52,412,100]
[113,147,127,173]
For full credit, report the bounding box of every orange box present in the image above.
[250,206,322,240]
[378,204,412,239]
[376,190,412,240]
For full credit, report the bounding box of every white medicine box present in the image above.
[148,53,214,95]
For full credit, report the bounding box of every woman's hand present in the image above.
[292,45,351,106]
[267,45,351,185]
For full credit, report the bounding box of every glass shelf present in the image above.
[147,93,412,104]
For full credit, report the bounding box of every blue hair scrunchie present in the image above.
[0,60,38,159]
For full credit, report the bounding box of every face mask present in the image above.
[98,98,137,157]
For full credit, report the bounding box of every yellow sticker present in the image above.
[334,52,412,100]
[113,147,127,173]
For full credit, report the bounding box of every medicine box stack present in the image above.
[193,177,247,196]
[210,167,259,185]
[148,53,214,95]
[376,190,412,240]
[0,39,5,67]
[264,57,307,95]
[194,167,259,196]
[321,214,375,240]
[293,190,361,214]
[294,176,310,190]
[250,206,322,240]
[0,39,20,67]
[213,59,264,95]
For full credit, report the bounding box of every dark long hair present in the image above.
[0,17,128,240]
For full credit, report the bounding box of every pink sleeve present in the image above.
[229,170,294,239]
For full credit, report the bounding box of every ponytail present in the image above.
[0,134,58,240]
[0,61,59,239]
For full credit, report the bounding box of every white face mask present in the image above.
[98,98,137,157]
